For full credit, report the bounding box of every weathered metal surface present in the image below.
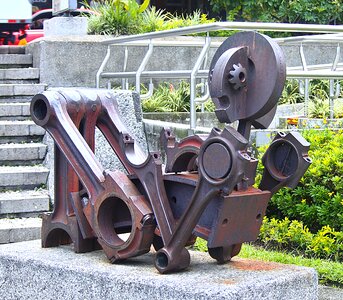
[30,31,311,274]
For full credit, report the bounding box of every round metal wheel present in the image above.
[208,31,286,125]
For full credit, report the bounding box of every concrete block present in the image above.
[94,90,148,171]
[0,143,47,163]
[0,96,32,104]
[0,240,318,299]
[0,103,31,118]
[0,218,41,243]
[0,165,49,189]
[0,83,46,97]
[44,17,88,36]
[0,54,32,65]
[0,46,25,55]
[13,83,46,96]
[0,190,49,214]
[0,120,45,137]
[0,68,39,80]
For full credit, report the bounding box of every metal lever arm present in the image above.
[154,126,251,273]
[31,90,155,261]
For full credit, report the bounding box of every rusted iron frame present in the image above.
[31,89,155,261]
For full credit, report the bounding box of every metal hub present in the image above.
[229,63,247,90]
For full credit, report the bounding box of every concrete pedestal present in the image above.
[44,17,88,36]
[0,240,318,300]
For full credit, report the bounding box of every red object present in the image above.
[0,8,95,46]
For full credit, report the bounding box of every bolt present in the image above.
[82,197,89,207]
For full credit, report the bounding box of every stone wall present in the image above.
[26,35,343,88]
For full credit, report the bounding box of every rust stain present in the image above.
[221,279,236,285]
[229,258,282,271]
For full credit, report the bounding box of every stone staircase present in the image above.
[0,46,49,244]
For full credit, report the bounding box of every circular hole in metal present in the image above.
[97,196,132,247]
[33,98,47,121]
[256,213,262,221]
[305,157,312,163]
[125,135,129,140]
[156,252,168,269]
[222,218,228,225]
[239,71,246,83]
[153,153,159,159]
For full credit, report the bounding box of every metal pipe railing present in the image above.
[190,36,211,130]
[101,22,343,45]
[96,21,343,130]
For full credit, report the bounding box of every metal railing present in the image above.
[96,21,343,130]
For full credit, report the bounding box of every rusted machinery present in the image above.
[30,31,311,273]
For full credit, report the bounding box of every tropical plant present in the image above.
[86,1,215,35]
[141,81,215,113]
[86,0,150,35]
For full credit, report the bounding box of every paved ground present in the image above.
[319,285,343,300]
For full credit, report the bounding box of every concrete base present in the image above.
[44,17,88,36]
[0,240,318,300]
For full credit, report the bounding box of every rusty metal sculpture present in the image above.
[30,31,311,273]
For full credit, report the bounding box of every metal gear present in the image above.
[229,63,247,90]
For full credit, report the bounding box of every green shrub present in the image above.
[264,129,343,232]
[210,0,342,24]
[258,217,343,261]
[87,0,150,35]
[87,1,215,36]
[141,81,214,113]
[279,79,343,118]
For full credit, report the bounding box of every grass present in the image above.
[193,238,343,287]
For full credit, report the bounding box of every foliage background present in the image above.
[209,0,343,24]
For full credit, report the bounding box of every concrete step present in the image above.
[0,190,49,216]
[0,46,26,55]
[0,120,45,143]
[0,54,32,67]
[0,96,33,103]
[0,165,49,191]
[0,83,46,97]
[0,102,31,120]
[0,68,39,84]
[0,217,41,244]
[0,143,47,166]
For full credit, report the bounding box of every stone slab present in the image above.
[0,83,46,97]
[0,165,49,189]
[44,17,88,36]
[0,68,39,80]
[0,102,30,118]
[0,46,26,55]
[0,190,49,214]
[0,120,45,137]
[0,240,318,300]
[0,54,32,65]
[0,142,47,162]
[0,218,41,243]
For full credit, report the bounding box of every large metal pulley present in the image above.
[209,31,286,127]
